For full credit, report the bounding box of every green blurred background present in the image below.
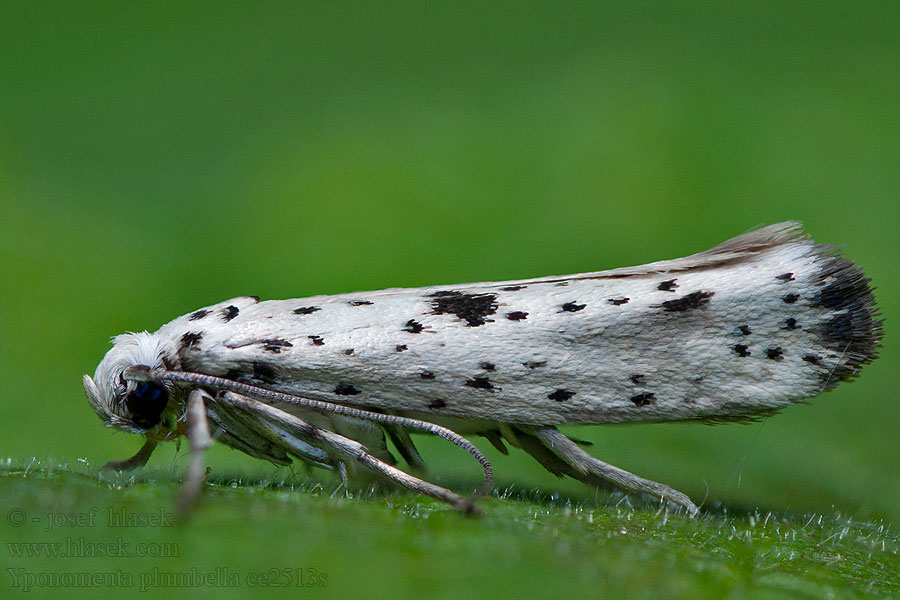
[1,2,898,597]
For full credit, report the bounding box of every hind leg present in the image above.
[519,426,699,515]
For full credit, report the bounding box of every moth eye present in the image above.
[125,381,168,429]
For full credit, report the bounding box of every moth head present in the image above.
[83,332,184,439]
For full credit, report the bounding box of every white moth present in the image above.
[83,222,882,515]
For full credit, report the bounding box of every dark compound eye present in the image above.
[125,381,168,429]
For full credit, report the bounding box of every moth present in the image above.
[84,222,882,515]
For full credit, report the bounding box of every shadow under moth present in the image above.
[84,222,882,516]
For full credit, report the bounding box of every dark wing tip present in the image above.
[809,243,884,388]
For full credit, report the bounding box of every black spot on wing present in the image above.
[661,291,714,312]
[343,348,355,355]
[630,374,645,384]
[334,383,361,396]
[480,362,496,371]
[428,398,446,408]
[395,344,408,352]
[784,318,800,330]
[308,335,324,346]
[766,347,784,361]
[776,272,795,282]
[630,392,655,406]
[506,311,528,321]
[180,332,202,351]
[523,361,546,369]
[221,305,239,322]
[733,344,750,357]
[782,293,800,304]
[501,285,526,291]
[738,325,752,336]
[560,302,586,313]
[465,376,496,391]
[428,290,498,326]
[261,338,293,353]
[802,354,821,365]
[657,279,678,292]
[349,300,373,306]
[607,297,629,306]
[548,389,574,401]
[420,371,436,379]
[403,319,424,333]
[294,306,320,315]
[189,309,210,321]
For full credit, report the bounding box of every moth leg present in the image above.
[514,429,598,480]
[101,438,158,471]
[328,415,397,467]
[176,389,213,516]
[218,391,474,511]
[126,366,493,507]
[337,461,349,487]
[480,430,509,455]
[207,397,322,467]
[384,424,426,472]
[354,450,470,509]
[528,427,699,516]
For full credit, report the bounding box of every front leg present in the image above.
[101,438,158,471]
[217,391,475,511]
[176,389,213,516]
